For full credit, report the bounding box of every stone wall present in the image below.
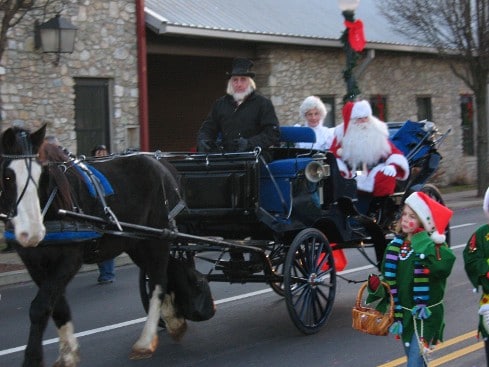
[0,0,139,154]
[257,46,475,186]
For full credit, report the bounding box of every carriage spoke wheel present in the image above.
[421,183,451,246]
[268,242,287,297]
[283,228,336,334]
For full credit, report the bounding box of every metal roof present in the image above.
[145,0,435,53]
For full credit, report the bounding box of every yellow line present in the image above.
[430,342,483,366]
[377,331,479,367]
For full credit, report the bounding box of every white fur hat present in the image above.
[350,100,372,120]
[405,191,453,244]
[299,96,327,120]
[483,187,489,218]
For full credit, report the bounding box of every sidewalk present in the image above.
[0,189,483,287]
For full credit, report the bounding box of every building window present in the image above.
[319,96,335,127]
[370,95,388,121]
[461,94,475,156]
[416,97,432,121]
[74,78,111,156]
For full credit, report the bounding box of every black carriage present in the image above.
[136,120,449,335]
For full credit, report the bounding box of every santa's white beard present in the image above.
[232,86,253,103]
[341,116,391,171]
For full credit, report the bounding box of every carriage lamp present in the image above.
[35,14,77,66]
[338,0,365,102]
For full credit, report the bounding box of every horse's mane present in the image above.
[38,142,75,211]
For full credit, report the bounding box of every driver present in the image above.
[196,58,280,159]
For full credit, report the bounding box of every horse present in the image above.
[0,124,192,367]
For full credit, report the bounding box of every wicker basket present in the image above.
[352,281,394,336]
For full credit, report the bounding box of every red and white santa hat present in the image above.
[350,100,373,120]
[405,191,453,244]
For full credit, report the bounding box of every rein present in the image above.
[0,151,40,220]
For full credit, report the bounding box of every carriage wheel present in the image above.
[138,270,166,328]
[283,228,336,334]
[268,242,287,297]
[421,183,451,246]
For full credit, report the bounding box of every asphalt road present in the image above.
[0,205,487,367]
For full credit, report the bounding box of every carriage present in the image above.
[135,119,450,335]
[0,119,449,366]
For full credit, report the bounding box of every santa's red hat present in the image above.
[405,191,453,244]
[350,100,373,120]
[343,101,354,125]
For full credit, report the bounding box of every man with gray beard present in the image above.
[330,100,409,213]
[197,58,280,158]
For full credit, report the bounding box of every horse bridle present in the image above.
[0,131,40,221]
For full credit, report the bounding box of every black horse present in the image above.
[0,124,196,366]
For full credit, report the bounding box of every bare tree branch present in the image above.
[377,0,489,195]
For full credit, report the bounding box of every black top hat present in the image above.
[227,58,255,78]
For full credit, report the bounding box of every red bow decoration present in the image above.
[344,19,366,52]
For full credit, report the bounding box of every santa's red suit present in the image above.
[330,101,409,197]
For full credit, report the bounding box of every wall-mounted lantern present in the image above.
[35,14,77,66]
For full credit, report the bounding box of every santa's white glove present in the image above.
[381,165,397,177]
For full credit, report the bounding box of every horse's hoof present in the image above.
[129,336,158,360]
[129,349,154,360]
[52,350,80,367]
[168,320,187,342]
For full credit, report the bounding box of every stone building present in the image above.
[0,0,140,156]
[0,0,479,186]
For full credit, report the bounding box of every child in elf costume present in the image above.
[367,191,455,367]
[463,187,489,365]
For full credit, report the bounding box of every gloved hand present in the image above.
[235,137,250,152]
[197,140,213,153]
[381,165,397,177]
[368,274,381,292]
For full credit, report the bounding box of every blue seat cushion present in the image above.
[279,126,316,144]
[261,157,312,177]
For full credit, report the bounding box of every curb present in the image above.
[0,253,133,287]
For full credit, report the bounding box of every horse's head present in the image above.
[0,124,47,247]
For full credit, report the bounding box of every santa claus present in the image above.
[330,100,409,200]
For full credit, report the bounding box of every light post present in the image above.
[338,0,365,102]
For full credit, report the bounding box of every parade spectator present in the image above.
[91,144,115,284]
[295,96,335,151]
[196,57,280,160]
[463,187,489,366]
[367,191,455,367]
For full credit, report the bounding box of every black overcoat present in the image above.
[197,91,280,152]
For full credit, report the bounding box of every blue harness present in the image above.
[5,162,113,244]
[74,164,114,197]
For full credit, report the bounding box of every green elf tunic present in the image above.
[463,224,489,338]
[367,231,456,348]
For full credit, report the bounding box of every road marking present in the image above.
[377,330,481,367]
[450,223,476,229]
[0,263,373,357]
[0,257,475,359]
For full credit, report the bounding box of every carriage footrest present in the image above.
[215,259,263,279]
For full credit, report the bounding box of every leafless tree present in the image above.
[377,0,489,196]
[0,0,58,64]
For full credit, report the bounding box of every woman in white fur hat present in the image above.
[464,187,489,365]
[295,96,335,151]
[367,191,455,366]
